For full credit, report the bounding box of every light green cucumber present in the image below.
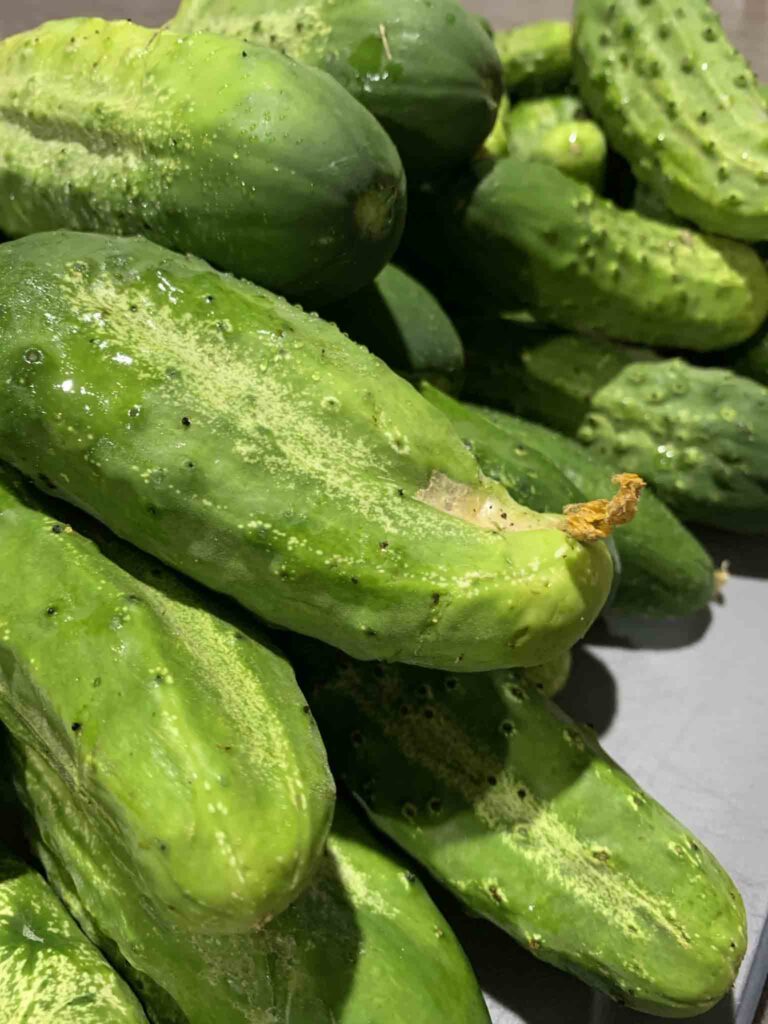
[574,0,768,241]
[170,0,502,177]
[12,739,491,1024]
[524,650,571,698]
[422,380,716,616]
[494,21,573,96]
[0,231,614,672]
[299,647,747,1018]
[405,157,768,350]
[482,93,512,159]
[0,17,406,305]
[320,264,465,393]
[0,463,334,934]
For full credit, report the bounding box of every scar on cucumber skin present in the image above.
[564,473,645,543]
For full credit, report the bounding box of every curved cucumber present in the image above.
[321,264,465,393]
[0,17,405,306]
[574,0,768,242]
[494,21,573,96]
[300,649,747,1018]
[0,464,334,934]
[0,231,613,672]
[483,93,512,159]
[733,321,768,386]
[12,741,491,1024]
[171,0,502,177]
[405,157,768,350]
[0,847,149,1023]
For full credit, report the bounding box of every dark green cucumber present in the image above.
[12,740,491,1024]
[0,846,149,1023]
[0,17,406,305]
[405,157,768,350]
[574,0,768,241]
[0,231,614,672]
[299,648,747,1018]
[422,382,716,616]
[321,264,465,393]
[0,463,334,935]
[170,0,502,177]
[494,21,573,96]
[460,320,768,533]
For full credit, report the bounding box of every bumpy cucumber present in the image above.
[494,21,573,96]
[300,648,747,1018]
[460,321,768,533]
[321,264,465,394]
[505,96,608,189]
[0,18,405,305]
[0,847,149,1023]
[574,0,768,241]
[406,157,768,350]
[423,381,716,616]
[0,464,334,934]
[12,741,490,1024]
[171,0,502,177]
[0,231,613,672]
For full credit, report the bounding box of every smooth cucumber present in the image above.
[405,157,768,350]
[494,21,573,96]
[0,464,334,934]
[0,231,613,672]
[320,264,465,393]
[170,0,502,177]
[423,382,715,616]
[300,648,747,1018]
[12,740,491,1024]
[574,0,768,241]
[0,17,405,305]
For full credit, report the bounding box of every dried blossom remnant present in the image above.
[563,473,646,542]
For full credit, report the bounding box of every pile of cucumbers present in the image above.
[0,0,765,1019]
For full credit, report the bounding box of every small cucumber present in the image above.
[405,157,768,350]
[0,17,406,305]
[494,21,573,96]
[574,0,768,241]
[299,647,747,1018]
[0,464,334,934]
[0,231,614,672]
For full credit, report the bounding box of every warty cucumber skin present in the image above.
[0,464,335,935]
[320,263,465,394]
[574,0,768,242]
[406,157,768,350]
[494,21,573,96]
[300,648,747,1018]
[0,848,149,1024]
[0,231,614,672]
[171,0,502,178]
[12,742,491,1024]
[0,18,406,306]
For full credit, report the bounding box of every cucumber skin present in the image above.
[0,848,149,1023]
[0,18,406,306]
[13,742,491,1024]
[300,647,747,1018]
[733,322,768,386]
[574,0,768,242]
[0,464,334,934]
[171,0,502,178]
[0,230,613,672]
[321,264,465,394]
[494,21,573,96]
[406,157,768,350]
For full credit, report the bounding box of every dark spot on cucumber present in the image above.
[399,704,411,717]
[397,488,404,497]
[404,871,416,884]
[51,524,63,534]
[23,348,43,364]
[71,722,82,733]
[363,627,377,636]
[500,720,514,736]
[46,606,57,616]
[129,304,138,313]
[489,884,502,903]
[204,295,214,303]
[593,849,610,861]
[428,797,442,814]
[444,676,458,691]
[128,405,141,417]
[147,504,158,516]
[302,704,310,714]
[487,775,498,787]
[529,936,542,950]
[517,787,527,799]
[92,677,101,688]
[423,707,434,719]
[401,802,417,820]
[185,461,195,469]
[432,592,440,604]
[242,51,248,57]
[350,576,359,584]
[379,540,389,550]
[181,416,192,427]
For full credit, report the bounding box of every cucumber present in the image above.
[12,739,491,1024]
[525,650,571,698]
[0,231,614,672]
[482,93,512,159]
[0,463,334,935]
[0,17,406,306]
[170,0,502,178]
[299,647,747,1018]
[633,183,687,227]
[422,382,716,617]
[460,320,768,533]
[733,321,768,386]
[0,846,149,1023]
[494,21,573,96]
[320,264,465,394]
[574,0,768,242]
[405,157,768,350]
